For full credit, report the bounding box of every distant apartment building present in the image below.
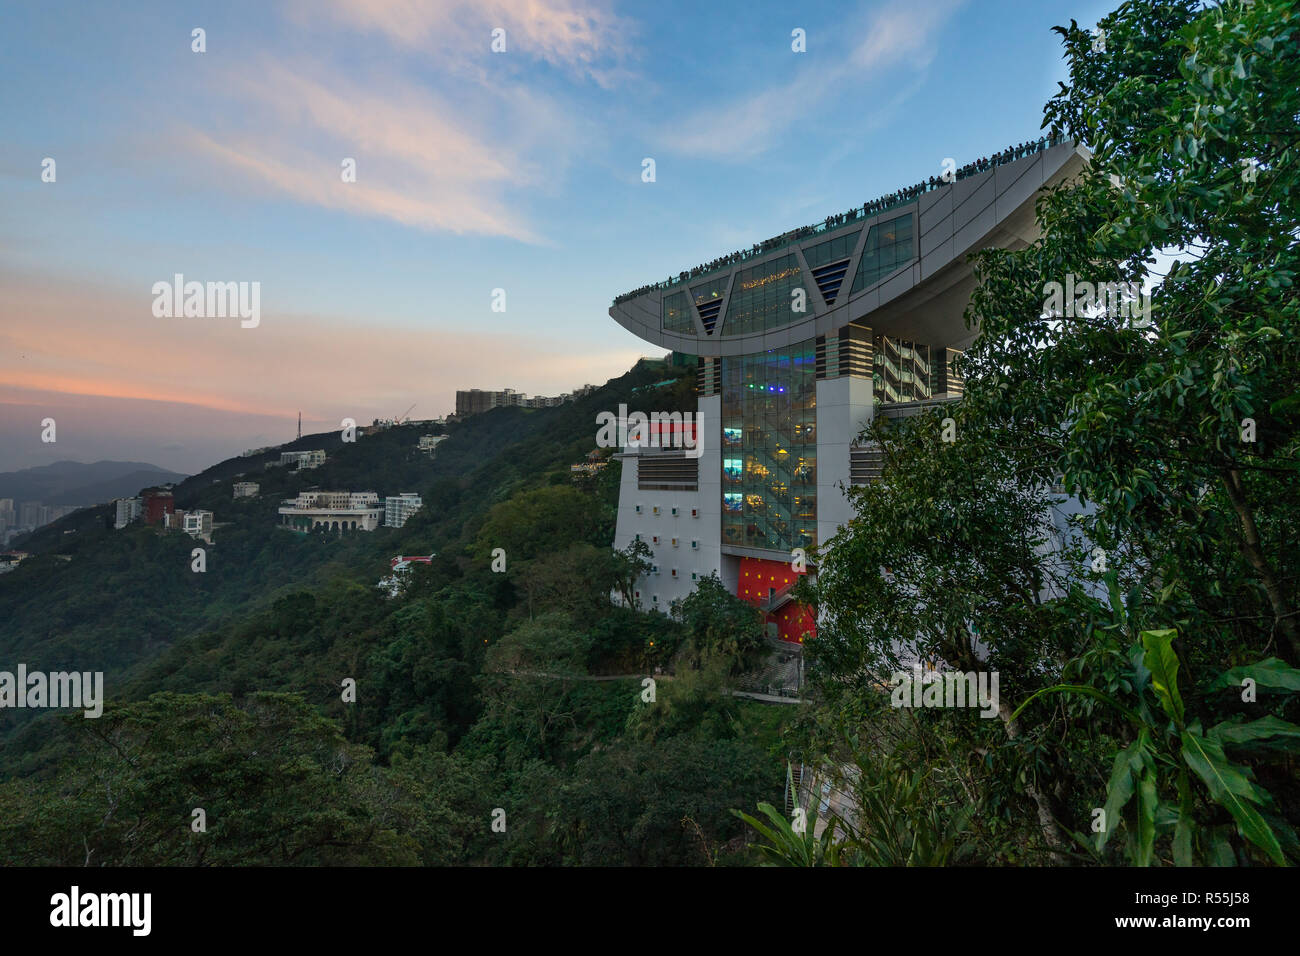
[278,449,326,470]
[277,491,382,532]
[0,499,76,540]
[233,481,260,499]
[418,435,448,453]
[384,493,423,528]
[142,490,174,525]
[19,502,41,529]
[455,384,596,419]
[182,510,213,538]
[166,509,213,539]
[455,388,522,417]
[114,497,143,528]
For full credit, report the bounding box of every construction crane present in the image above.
[397,403,416,424]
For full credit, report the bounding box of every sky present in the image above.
[0,0,1112,475]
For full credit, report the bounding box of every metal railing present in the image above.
[612,133,1069,305]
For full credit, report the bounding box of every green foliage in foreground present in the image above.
[737,0,1300,867]
[1016,627,1300,866]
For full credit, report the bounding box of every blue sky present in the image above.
[0,0,1112,473]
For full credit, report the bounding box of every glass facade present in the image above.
[691,276,728,307]
[851,212,915,294]
[802,229,860,269]
[691,276,729,334]
[721,253,806,337]
[874,334,933,403]
[720,340,818,552]
[662,290,694,334]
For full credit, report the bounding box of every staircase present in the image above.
[762,579,798,614]
[785,761,804,815]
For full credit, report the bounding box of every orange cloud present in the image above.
[295,0,632,82]
[0,273,648,425]
[181,58,551,241]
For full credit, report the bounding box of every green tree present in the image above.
[963,0,1300,664]
[0,693,416,866]
[802,0,1300,866]
[675,572,767,660]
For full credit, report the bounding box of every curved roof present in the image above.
[610,141,1087,356]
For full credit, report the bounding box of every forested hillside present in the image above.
[0,358,692,756]
[0,358,791,865]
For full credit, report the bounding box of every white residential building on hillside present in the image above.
[385,493,423,528]
[278,491,382,532]
[113,497,142,529]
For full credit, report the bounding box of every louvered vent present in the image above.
[696,299,723,334]
[637,456,699,491]
[811,258,851,305]
[850,444,884,485]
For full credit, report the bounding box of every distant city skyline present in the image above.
[1,0,1110,473]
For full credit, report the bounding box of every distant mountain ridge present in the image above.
[0,460,188,506]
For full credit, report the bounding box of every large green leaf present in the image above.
[1172,771,1195,866]
[1098,731,1147,852]
[1136,773,1158,866]
[1210,658,1300,693]
[732,803,818,867]
[1206,830,1237,867]
[1181,731,1287,865]
[1208,715,1300,751]
[1142,628,1184,726]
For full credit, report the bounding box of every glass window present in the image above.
[662,290,694,334]
[720,340,818,551]
[690,277,729,307]
[802,229,861,270]
[850,212,915,295]
[721,254,808,337]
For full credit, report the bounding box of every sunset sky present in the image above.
[0,0,1108,474]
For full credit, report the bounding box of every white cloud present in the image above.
[290,0,634,85]
[669,0,964,160]
[182,59,567,241]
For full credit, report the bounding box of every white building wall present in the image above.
[114,497,142,529]
[385,494,422,528]
[815,376,874,550]
[611,394,722,612]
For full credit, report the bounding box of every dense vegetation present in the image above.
[760,0,1300,867]
[5,0,1297,868]
[1,359,792,865]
